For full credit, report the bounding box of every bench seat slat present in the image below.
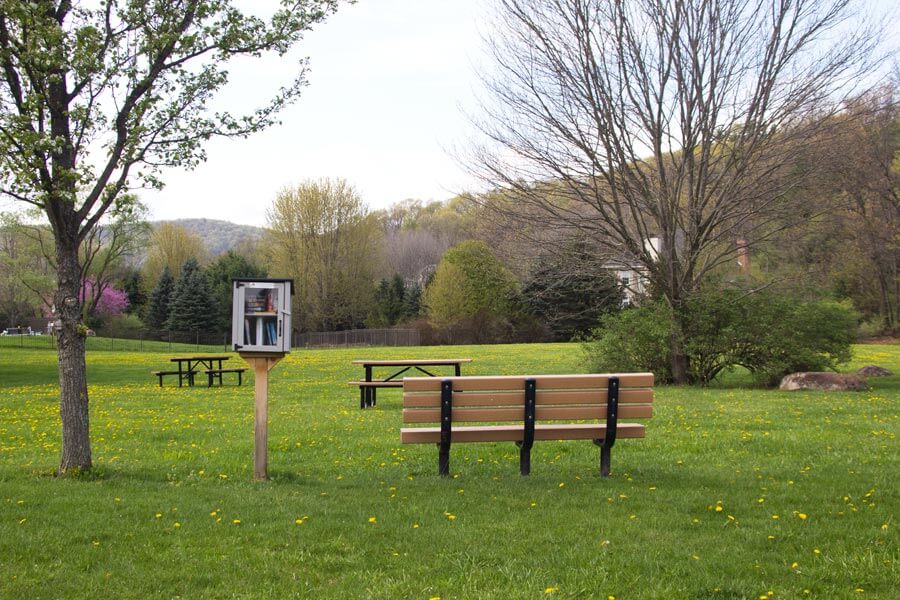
[402,373,654,392]
[402,388,653,408]
[401,422,646,444]
[403,404,653,423]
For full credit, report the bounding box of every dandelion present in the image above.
[544,587,558,594]
[413,523,420,529]
[798,513,808,520]
[232,519,241,525]
[772,514,780,519]
[559,483,565,488]
[692,554,699,560]
[174,522,181,528]
[791,562,799,569]
[855,588,864,593]
[155,513,162,519]
[813,548,821,555]
[368,517,377,524]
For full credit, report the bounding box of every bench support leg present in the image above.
[360,386,365,410]
[517,442,531,476]
[438,444,450,477]
[600,445,612,477]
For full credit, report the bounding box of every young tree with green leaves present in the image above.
[0,1,339,472]
[424,240,520,343]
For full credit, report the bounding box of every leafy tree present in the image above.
[424,240,520,343]
[0,1,339,472]
[165,259,215,333]
[142,222,208,289]
[265,178,379,332]
[472,0,883,382]
[145,266,175,331]
[205,250,267,334]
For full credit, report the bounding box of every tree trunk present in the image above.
[669,300,690,385]
[55,236,92,473]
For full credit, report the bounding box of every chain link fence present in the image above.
[1,327,420,351]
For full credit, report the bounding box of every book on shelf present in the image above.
[244,318,254,345]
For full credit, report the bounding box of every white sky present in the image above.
[144,0,488,227]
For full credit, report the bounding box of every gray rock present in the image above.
[857,365,893,377]
[779,372,867,391]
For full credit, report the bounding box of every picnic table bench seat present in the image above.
[401,373,654,476]
[350,359,473,409]
[152,370,192,387]
[204,367,247,387]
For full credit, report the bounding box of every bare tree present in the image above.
[470,0,886,382]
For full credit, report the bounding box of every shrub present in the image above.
[582,301,673,382]
[583,287,856,386]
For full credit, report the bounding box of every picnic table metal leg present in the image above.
[365,366,373,408]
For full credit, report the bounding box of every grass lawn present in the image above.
[0,342,896,599]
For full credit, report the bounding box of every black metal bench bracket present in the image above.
[597,376,619,476]
[438,379,453,476]
[517,378,536,475]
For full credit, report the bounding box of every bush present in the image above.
[582,301,674,382]
[583,287,856,386]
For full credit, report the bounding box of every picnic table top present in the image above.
[351,358,473,366]
[169,355,231,362]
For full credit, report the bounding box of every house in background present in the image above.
[604,235,752,306]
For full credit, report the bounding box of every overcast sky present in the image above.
[144,0,488,227]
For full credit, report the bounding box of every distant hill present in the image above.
[155,218,265,256]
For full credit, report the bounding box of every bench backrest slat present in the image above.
[402,388,653,408]
[402,373,653,392]
[402,373,654,426]
[403,404,653,423]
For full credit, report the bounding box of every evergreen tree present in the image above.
[389,275,407,323]
[404,282,423,319]
[121,269,147,316]
[165,259,216,332]
[145,267,175,330]
[205,251,267,333]
[521,251,623,341]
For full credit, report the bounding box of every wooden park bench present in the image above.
[204,367,247,387]
[401,373,654,476]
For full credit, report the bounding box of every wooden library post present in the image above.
[239,352,283,481]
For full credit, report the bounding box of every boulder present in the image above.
[857,365,893,377]
[779,372,867,392]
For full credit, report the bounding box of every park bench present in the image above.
[152,370,193,387]
[401,373,654,476]
[203,367,247,387]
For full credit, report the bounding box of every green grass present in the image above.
[0,343,897,599]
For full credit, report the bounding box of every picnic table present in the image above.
[153,355,239,387]
[350,358,473,409]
